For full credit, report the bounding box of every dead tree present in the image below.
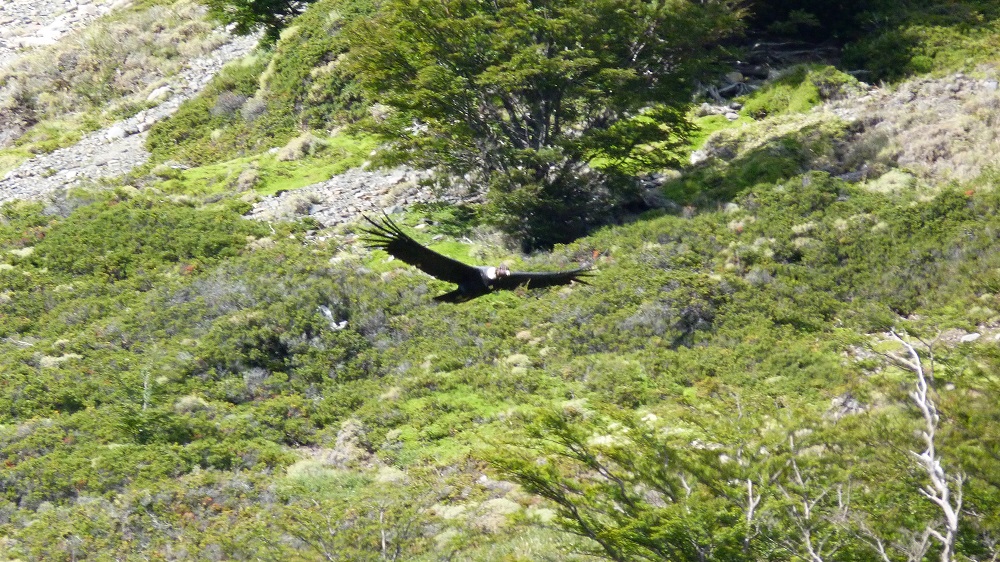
[883,330,964,562]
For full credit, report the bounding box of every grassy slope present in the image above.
[3,1,1000,560]
[0,0,227,175]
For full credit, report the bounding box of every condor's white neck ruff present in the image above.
[485,266,498,280]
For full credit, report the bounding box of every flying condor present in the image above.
[360,214,592,303]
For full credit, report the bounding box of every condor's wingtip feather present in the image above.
[359,213,390,235]
[563,265,595,279]
[360,213,384,233]
[558,267,595,287]
[358,213,407,249]
[361,212,395,231]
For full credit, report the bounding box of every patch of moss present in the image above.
[688,113,752,153]
[665,113,852,203]
[740,65,861,119]
[151,133,377,197]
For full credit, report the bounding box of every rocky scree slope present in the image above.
[0,1,260,204]
[0,0,456,226]
[0,0,125,70]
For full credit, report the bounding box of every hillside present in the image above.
[2,1,1000,560]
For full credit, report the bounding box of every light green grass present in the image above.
[154,133,378,196]
[0,148,34,177]
[739,65,860,119]
[689,112,753,152]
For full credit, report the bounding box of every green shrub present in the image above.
[842,3,1000,81]
[32,196,265,280]
[148,0,374,165]
[146,56,270,165]
[666,115,851,204]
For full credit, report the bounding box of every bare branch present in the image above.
[886,330,964,562]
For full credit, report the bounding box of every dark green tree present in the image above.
[202,0,316,42]
[347,0,741,248]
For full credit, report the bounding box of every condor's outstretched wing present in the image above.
[492,267,593,291]
[360,214,476,285]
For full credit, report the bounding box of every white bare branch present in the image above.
[856,517,897,562]
[887,330,964,562]
[776,435,844,562]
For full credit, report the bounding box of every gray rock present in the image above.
[690,149,708,165]
[104,125,127,141]
[146,85,172,102]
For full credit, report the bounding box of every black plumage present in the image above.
[360,214,591,303]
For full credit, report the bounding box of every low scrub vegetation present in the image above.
[843,1,1000,81]
[144,131,376,197]
[739,65,863,119]
[147,0,371,166]
[3,165,1000,558]
[3,0,1000,559]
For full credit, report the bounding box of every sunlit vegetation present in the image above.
[147,0,373,167]
[2,0,1000,559]
[146,132,377,197]
[739,65,863,119]
[3,163,1000,557]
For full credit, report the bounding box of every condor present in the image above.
[360,214,592,303]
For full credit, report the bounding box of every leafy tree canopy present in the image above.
[202,0,317,42]
[347,0,742,248]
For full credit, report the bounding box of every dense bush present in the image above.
[202,0,317,42]
[3,170,1000,558]
[840,0,1000,80]
[32,196,264,280]
[738,0,1000,81]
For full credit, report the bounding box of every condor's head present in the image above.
[485,265,511,282]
